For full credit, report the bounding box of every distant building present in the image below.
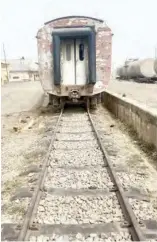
[1,62,9,85]
[4,57,39,82]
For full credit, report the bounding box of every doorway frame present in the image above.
[52,26,96,85]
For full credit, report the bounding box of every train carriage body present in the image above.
[37,16,112,107]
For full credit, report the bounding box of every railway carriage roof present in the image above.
[44,16,104,25]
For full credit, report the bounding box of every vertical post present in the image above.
[53,35,61,85]
[3,43,9,83]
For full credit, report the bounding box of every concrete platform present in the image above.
[108,79,157,112]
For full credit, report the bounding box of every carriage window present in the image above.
[79,44,84,61]
[66,44,71,61]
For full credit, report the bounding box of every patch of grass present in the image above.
[22,149,46,167]
[39,105,56,116]
[24,158,37,164]
[37,128,46,135]
[24,149,46,160]
[2,179,22,194]
[5,204,26,216]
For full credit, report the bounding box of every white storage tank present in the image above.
[116,67,123,77]
[116,65,129,78]
[121,66,128,77]
[127,58,156,78]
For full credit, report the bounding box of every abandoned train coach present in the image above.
[36,16,113,108]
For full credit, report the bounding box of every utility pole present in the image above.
[2,43,9,82]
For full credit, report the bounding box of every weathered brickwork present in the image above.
[37,16,112,94]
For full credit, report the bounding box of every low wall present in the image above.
[103,90,157,150]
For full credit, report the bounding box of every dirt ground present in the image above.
[1,108,59,225]
[1,81,44,115]
[1,81,57,226]
[108,79,157,112]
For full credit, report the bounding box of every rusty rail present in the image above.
[18,109,63,241]
[18,105,144,241]
[87,108,144,241]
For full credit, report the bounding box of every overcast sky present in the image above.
[1,0,157,67]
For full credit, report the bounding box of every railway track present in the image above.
[16,106,146,241]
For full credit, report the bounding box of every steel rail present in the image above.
[18,106,145,241]
[87,108,145,241]
[18,109,64,241]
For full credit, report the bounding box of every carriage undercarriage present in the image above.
[49,93,103,110]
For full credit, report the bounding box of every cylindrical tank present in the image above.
[126,58,156,78]
[125,59,138,66]
[116,66,128,78]
[154,59,157,75]
[116,67,123,77]
[121,66,128,77]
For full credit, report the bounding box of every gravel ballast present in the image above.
[54,140,98,149]
[29,231,132,242]
[59,126,93,133]
[61,116,89,122]
[60,121,90,127]
[49,149,105,167]
[92,106,157,229]
[2,81,157,241]
[1,111,58,225]
[44,167,114,190]
[117,171,157,194]
[56,133,95,141]
[34,194,125,225]
[129,198,157,224]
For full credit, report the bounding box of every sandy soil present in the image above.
[1,109,59,226]
[1,81,44,115]
[1,81,58,227]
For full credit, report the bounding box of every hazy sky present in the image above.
[1,0,157,67]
